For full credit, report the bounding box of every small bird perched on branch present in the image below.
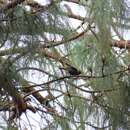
[50,48,81,75]
[60,65,81,75]
[67,66,81,75]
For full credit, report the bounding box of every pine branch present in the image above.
[112,40,130,49]
[26,0,54,13]
[17,74,58,114]
[0,62,27,120]
[0,39,130,57]
[0,0,25,11]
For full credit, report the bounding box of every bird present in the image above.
[67,66,81,75]
[60,65,81,75]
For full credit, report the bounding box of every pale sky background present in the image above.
[21,0,130,130]
[20,1,93,130]
[20,0,130,130]
[1,0,130,130]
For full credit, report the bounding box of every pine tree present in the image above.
[0,0,130,130]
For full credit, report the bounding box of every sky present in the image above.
[1,0,130,130]
[19,0,130,130]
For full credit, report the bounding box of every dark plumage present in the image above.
[67,66,81,75]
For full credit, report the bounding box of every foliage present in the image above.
[0,0,130,130]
